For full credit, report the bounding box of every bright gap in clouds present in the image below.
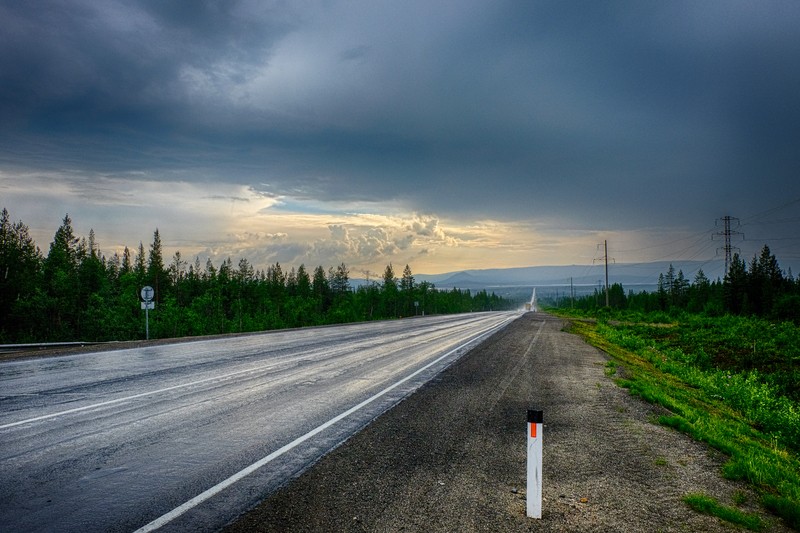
[1,170,635,275]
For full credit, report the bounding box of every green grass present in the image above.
[683,493,763,531]
[563,317,800,531]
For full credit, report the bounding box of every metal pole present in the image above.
[570,277,574,309]
[604,240,609,307]
[145,306,150,340]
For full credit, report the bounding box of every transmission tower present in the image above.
[713,216,743,275]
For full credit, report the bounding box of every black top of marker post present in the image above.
[527,410,543,423]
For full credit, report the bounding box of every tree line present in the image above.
[561,245,800,322]
[0,209,512,343]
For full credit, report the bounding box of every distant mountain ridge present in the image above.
[412,260,727,290]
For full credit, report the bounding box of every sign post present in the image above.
[527,409,543,519]
[140,286,155,340]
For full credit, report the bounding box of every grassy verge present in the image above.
[565,318,800,531]
[683,493,763,531]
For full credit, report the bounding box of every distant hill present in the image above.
[414,260,726,290]
[351,260,728,303]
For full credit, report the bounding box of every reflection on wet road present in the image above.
[0,312,516,532]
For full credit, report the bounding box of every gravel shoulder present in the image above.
[225,312,789,532]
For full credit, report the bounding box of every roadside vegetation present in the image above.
[551,248,800,530]
[0,209,513,343]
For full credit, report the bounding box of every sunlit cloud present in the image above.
[0,166,733,275]
[2,1,799,275]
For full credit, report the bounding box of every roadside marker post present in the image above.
[527,409,543,519]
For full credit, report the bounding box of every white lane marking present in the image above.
[1,315,513,431]
[0,363,282,430]
[133,315,516,533]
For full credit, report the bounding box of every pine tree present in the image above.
[330,263,351,295]
[41,214,81,339]
[135,242,146,280]
[724,253,748,314]
[753,245,783,316]
[312,265,330,314]
[147,229,167,301]
[400,264,414,292]
[296,264,312,299]
[400,264,415,315]
[673,269,689,307]
[121,246,132,275]
[382,263,398,317]
[657,273,668,310]
[0,208,43,340]
[688,269,711,312]
[170,251,187,286]
[382,263,397,290]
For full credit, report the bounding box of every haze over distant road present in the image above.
[0,313,516,532]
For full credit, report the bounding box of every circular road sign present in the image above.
[141,286,155,302]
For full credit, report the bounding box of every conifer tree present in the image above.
[147,229,167,301]
[135,242,146,280]
[724,254,748,314]
[382,263,398,316]
[330,263,351,295]
[312,265,330,314]
[296,264,312,299]
[0,208,42,339]
[42,214,81,339]
[121,246,132,275]
[400,264,415,315]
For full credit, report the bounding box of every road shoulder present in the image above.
[225,312,788,532]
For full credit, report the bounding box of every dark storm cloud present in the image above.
[0,1,293,134]
[2,1,800,233]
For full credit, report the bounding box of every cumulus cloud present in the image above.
[407,214,457,246]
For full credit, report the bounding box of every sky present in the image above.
[2,0,800,277]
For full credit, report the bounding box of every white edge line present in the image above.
[133,314,515,533]
[0,364,272,430]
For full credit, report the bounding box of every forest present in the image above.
[562,245,800,322]
[553,247,800,529]
[0,209,512,343]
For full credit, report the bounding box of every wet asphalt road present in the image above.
[0,312,517,532]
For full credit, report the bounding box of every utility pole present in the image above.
[714,216,743,276]
[593,240,614,307]
[570,277,574,309]
[604,240,609,307]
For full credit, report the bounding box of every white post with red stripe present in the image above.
[527,409,543,518]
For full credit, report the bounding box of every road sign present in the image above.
[141,286,155,302]
[140,286,155,340]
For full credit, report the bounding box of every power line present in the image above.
[613,226,716,255]
[593,240,614,307]
[740,196,800,226]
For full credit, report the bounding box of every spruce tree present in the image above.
[42,214,81,339]
[0,208,43,340]
[147,229,168,301]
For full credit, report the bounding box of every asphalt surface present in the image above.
[0,312,516,533]
[226,311,790,532]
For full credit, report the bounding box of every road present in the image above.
[0,312,518,533]
[226,312,791,533]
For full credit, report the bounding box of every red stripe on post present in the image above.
[530,423,537,438]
